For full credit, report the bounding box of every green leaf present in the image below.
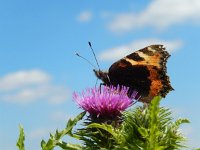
[148,96,162,150]
[120,96,190,149]
[174,118,190,127]
[41,111,86,150]
[40,140,46,149]
[154,146,168,150]
[57,142,83,150]
[138,127,148,138]
[16,125,25,150]
[66,111,86,136]
[87,123,119,140]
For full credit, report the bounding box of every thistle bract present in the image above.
[73,86,138,120]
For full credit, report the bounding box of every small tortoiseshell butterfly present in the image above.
[93,45,174,103]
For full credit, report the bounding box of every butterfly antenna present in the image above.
[75,52,97,69]
[88,41,101,71]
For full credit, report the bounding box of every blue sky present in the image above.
[1,0,200,149]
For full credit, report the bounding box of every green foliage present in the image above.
[16,125,25,150]
[41,111,86,150]
[75,122,121,149]
[73,97,189,150]
[16,97,191,150]
[117,96,189,150]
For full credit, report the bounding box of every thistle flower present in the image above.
[73,86,138,120]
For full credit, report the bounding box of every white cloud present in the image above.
[108,0,200,33]
[99,38,183,61]
[0,69,50,91]
[77,11,93,22]
[0,70,69,104]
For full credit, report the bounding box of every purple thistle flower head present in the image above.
[73,85,138,120]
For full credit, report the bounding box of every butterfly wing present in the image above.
[108,45,173,102]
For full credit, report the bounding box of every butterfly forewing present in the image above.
[107,45,173,102]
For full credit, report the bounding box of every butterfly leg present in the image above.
[95,78,99,88]
[99,83,105,93]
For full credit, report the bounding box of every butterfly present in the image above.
[93,45,174,103]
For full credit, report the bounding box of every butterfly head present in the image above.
[93,69,110,85]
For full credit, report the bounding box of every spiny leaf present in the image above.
[120,96,189,150]
[174,118,190,127]
[16,125,25,150]
[148,96,162,150]
[66,111,86,136]
[138,127,148,138]
[41,111,86,150]
[57,142,83,150]
[87,123,119,141]
[41,140,46,149]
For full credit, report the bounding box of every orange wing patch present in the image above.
[124,51,161,68]
[147,65,163,101]
[123,45,167,69]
